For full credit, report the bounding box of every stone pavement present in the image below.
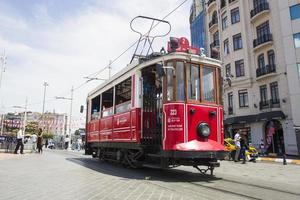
[0,150,300,200]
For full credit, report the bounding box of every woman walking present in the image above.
[37,128,43,154]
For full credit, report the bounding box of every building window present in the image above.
[257,21,270,38]
[228,92,233,114]
[221,0,226,9]
[260,85,268,104]
[290,4,300,20]
[224,39,229,55]
[213,31,219,46]
[267,50,275,66]
[235,59,245,77]
[270,82,279,102]
[233,33,242,50]
[225,64,231,76]
[238,90,248,107]
[222,15,228,30]
[258,54,265,69]
[294,33,300,48]
[298,63,300,78]
[231,7,240,24]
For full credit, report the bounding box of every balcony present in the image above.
[259,99,280,110]
[207,0,216,12]
[253,33,273,50]
[256,64,276,78]
[251,2,270,22]
[209,18,218,31]
[228,107,233,115]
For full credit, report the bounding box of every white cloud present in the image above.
[0,0,190,128]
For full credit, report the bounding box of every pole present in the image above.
[0,50,7,89]
[68,86,74,150]
[108,60,112,79]
[0,114,5,135]
[42,82,49,115]
[23,98,28,134]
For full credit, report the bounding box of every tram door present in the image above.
[141,66,163,150]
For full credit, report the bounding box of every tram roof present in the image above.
[87,52,222,98]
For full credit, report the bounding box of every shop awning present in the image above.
[256,111,286,121]
[224,114,257,125]
[224,111,286,125]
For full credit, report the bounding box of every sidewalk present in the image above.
[257,156,300,165]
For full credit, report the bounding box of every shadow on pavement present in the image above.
[66,157,222,183]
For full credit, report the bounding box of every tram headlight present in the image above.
[197,122,211,138]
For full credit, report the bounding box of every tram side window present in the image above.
[166,63,174,101]
[91,95,100,120]
[115,77,131,113]
[187,64,200,101]
[102,88,114,117]
[203,67,215,102]
[176,62,185,101]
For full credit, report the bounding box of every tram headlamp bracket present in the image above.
[197,122,211,138]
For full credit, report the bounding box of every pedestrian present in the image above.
[240,132,248,164]
[31,133,37,153]
[5,136,13,153]
[14,129,25,154]
[64,135,70,150]
[37,128,43,154]
[259,139,265,156]
[234,130,241,162]
[77,138,82,151]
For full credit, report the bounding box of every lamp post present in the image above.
[55,86,73,150]
[13,98,28,134]
[0,50,7,89]
[42,82,49,115]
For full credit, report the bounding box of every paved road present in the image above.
[0,150,299,200]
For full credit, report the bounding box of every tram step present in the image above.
[147,153,162,158]
[142,163,162,169]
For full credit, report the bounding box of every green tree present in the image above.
[25,121,39,135]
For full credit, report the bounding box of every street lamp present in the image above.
[13,98,28,134]
[55,86,73,150]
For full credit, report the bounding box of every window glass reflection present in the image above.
[176,62,185,101]
[203,67,215,102]
[188,65,200,101]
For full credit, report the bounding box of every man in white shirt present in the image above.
[14,129,25,154]
[234,130,241,162]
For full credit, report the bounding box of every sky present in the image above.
[0,0,191,128]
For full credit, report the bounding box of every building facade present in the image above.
[192,0,300,156]
[190,0,207,50]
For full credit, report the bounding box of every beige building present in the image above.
[200,0,300,156]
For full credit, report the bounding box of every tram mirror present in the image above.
[156,63,166,77]
[80,105,84,113]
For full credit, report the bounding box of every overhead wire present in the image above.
[73,0,189,91]
[8,0,189,110]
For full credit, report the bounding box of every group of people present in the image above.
[233,130,249,164]
[14,128,44,154]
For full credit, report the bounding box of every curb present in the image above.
[257,157,300,165]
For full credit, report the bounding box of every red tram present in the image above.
[85,37,227,175]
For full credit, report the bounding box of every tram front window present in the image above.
[187,64,200,101]
[203,67,215,102]
[176,62,185,101]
